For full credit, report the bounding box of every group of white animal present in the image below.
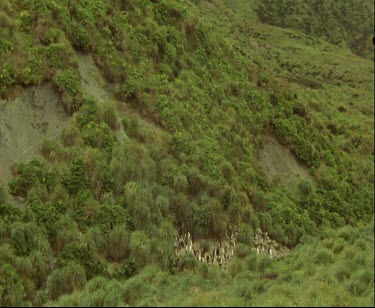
[251,228,290,259]
[173,227,290,269]
[174,230,238,268]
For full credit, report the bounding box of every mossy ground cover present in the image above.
[0,0,373,306]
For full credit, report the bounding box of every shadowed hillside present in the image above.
[224,0,374,61]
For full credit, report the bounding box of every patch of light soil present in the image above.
[76,52,128,144]
[0,82,70,183]
[259,135,314,193]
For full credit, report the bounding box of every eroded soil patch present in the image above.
[259,135,314,193]
[0,82,69,182]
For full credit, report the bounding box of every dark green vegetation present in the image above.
[228,0,374,61]
[48,223,375,306]
[0,0,374,306]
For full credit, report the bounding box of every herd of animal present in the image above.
[173,227,290,269]
[174,230,238,268]
[251,228,290,259]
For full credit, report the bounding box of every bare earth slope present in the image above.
[259,135,314,193]
[0,83,69,182]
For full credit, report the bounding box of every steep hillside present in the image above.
[0,0,373,306]
[224,0,374,61]
[48,223,375,307]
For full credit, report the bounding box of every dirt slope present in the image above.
[259,135,314,193]
[0,82,69,182]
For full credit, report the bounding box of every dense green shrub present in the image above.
[177,252,198,272]
[10,221,45,256]
[53,68,80,97]
[0,263,26,306]
[0,203,22,224]
[100,101,119,130]
[69,22,91,52]
[52,68,82,113]
[81,122,115,158]
[76,97,101,128]
[106,225,130,262]
[62,158,90,196]
[28,198,61,238]
[113,260,137,280]
[57,242,106,279]
[97,203,132,232]
[45,44,68,69]
[8,160,43,197]
[50,215,80,254]
[0,63,16,97]
[19,48,48,86]
[47,262,87,300]
[19,10,33,32]
[129,231,152,269]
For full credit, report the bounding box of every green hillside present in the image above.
[0,0,373,306]
[47,223,375,306]
[224,0,374,61]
